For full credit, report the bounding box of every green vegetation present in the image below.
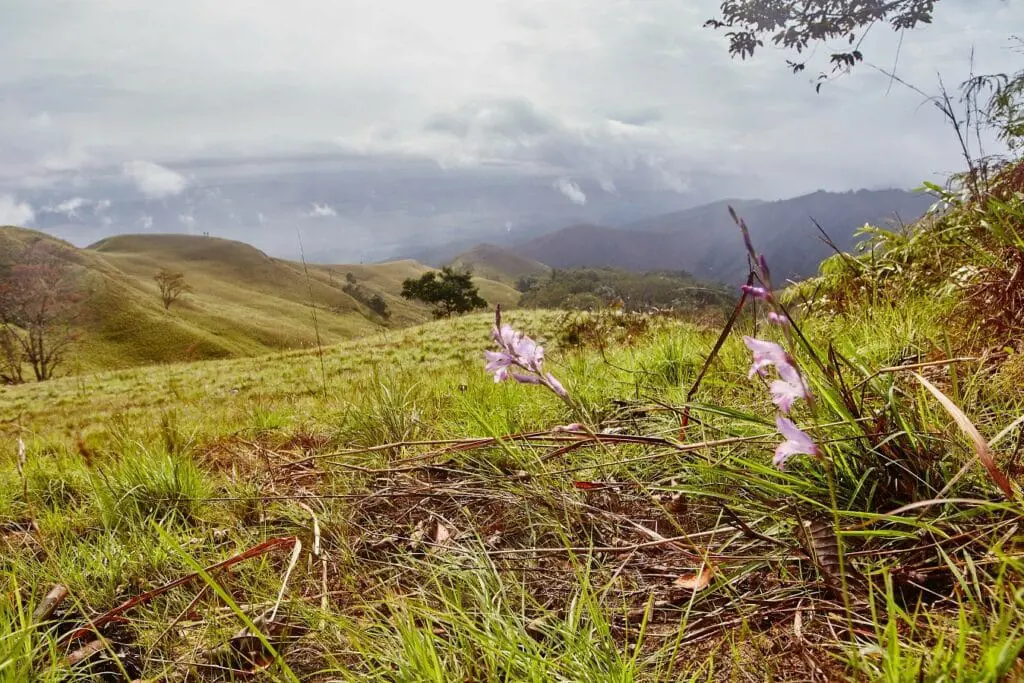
[520,266,735,313]
[401,266,488,318]
[3,163,1024,680]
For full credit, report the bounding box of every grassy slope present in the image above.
[4,181,1024,681]
[0,228,520,373]
[2,289,1022,679]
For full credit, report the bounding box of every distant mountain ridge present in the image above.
[512,188,934,285]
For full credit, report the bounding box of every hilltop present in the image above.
[447,243,552,285]
[0,227,520,373]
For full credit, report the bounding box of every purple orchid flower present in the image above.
[774,415,819,469]
[770,378,809,414]
[743,336,792,379]
[767,311,789,326]
[485,315,569,400]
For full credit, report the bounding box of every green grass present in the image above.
[1,290,1022,680]
[5,175,1024,681]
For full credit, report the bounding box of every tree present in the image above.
[706,0,937,83]
[366,293,391,320]
[154,269,192,310]
[0,241,82,383]
[400,266,487,318]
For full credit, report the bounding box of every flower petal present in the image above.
[545,373,568,398]
[770,379,805,413]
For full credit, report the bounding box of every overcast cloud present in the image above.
[1,0,1021,258]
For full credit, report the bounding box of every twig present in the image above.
[680,273,752,439]
[63,536,298,643]
[853,356,981,389]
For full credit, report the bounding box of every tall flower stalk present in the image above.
[730,207,855,626]
[729,206,822,470]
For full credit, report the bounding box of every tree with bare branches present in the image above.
[154,269,193,310]
[0,241,82,383]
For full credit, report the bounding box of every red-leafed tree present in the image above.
[0,241,82,383]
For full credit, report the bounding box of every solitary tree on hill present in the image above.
[401,266,487,318]
[0,241,82,383]
[154,269,193,310]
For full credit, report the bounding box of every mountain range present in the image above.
[510,189,935,285]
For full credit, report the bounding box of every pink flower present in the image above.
[484,350,514,383]
[774,416,819,469]
[770,378,808,414]
[767,312,788,326]
[553,423,585,433]
[743,336,791,379]
[484,320,569,400]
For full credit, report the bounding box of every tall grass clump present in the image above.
[92,446,210,528]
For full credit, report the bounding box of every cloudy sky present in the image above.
[1,0,1022,257]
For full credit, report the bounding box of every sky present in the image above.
[1,0,1022,256]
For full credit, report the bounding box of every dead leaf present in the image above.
[915,373,1016,500]
[673,564,713,591]
[433,520,452,545]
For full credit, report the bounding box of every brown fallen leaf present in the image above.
[915,372,1016,500]
[66,639,107,667]
[673,564,713,591]
[32,584,68,623]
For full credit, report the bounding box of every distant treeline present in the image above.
[517,267,735,312]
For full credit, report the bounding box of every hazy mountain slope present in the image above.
[448,244,552,284]
[515,189,935,285]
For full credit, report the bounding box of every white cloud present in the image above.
[94,198,111,212]
[304,202,337,217]
[122,160,188,198]
[0,0,1021,198]
[178,212,196,231]
[43,196,89,218]
[553,177,586,205]
[0,194,35,225]
[137,214,154,230]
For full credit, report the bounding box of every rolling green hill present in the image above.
[0,227,521,374]
[448,243,552,285]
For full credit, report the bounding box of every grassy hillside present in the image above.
[0,229,520,374]
[448,243,552,284]
[2,164,1024,680]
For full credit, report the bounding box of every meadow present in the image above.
[2,182,1024,680]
